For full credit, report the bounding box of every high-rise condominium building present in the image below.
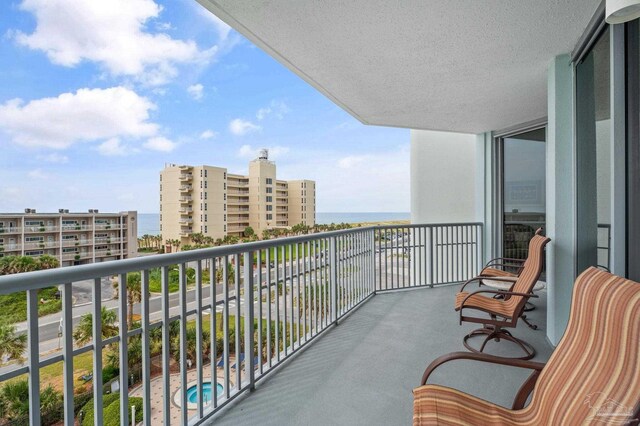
[0,209,138,267]
[160,149,316,243]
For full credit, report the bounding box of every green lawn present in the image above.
[0,287,61,324]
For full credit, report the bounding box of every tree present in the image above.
[126,272,142,327]
[0,322,27,362]
[0,379,62,420]
[73,306,118,345]
[171,326,211,365]
[243,226,255,238]
[36,255,59,270]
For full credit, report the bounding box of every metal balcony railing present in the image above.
[0,222,481,426]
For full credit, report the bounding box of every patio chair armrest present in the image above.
[459,276,484,292]
[480,264,522,274]
[420,351,545,385]
[484,257,525,267]
[461,288,538,306]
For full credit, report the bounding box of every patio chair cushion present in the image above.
[413,384,517,425]
[480,266,517,278]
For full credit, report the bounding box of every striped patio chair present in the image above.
[479,228,543,279]
[415,267,640,425]
[455,232,550,359]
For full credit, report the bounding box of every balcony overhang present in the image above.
[197,0,600,133]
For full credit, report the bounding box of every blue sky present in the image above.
[0,0,409,213]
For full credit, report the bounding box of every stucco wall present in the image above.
[410,130,478,224]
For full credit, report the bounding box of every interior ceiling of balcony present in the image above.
[198,0,600,134]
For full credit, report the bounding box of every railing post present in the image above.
[330,236,338,323]
[371,229,377,295]
[243,251,256,390]
[27,289,40,426]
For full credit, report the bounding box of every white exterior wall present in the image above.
[410,130,478,224]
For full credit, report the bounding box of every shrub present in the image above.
[102,365,119,383]
[81,393,142,426]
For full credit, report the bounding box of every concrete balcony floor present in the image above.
[207,283,553,425]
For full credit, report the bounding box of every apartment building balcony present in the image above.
[95,224,120,231]
[179,173,193,181]
[0,244,21,252]
[0,227,21,234]
[227,190,249,196]
[23,225,58,233]
[95,249,117,257]
[22,240,59,250]
[62,239,92,247]
[61,252,91,261]
[180,185,193,192]
[179,218,193,225]
[179,207,193,214]
[180,196,193,203]
[227,207,249,213]
[61,225,93,232]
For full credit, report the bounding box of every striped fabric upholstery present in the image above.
[455,234,550,318]
[415,267,640,425]
[480,266,517,278]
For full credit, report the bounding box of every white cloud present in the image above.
[14,0,215,85]
[28,169,49,179]
[97,138,131,156]
[229,118,261,136]
[277,145,410,212]
[338,155,367,169]
[0,87,158,149]
[200,130,218,140]
[238,144,290,160]
[256,100,290,120]
[187,83,204,100]
[195,5,232,41]
[37,153,68,163]
[144,136,176,152]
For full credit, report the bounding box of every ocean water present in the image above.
[136,212,409,237]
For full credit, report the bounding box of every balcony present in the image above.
[180,185,193,192]
[0,223,499,425]
[179,218,193,225]
[23,225,58,233]
[180,196,193,203]
[180,173,193,181]
[180,207,193,213]
[0,227,21,234]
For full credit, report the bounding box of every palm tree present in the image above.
[126,272,142,327]
[0,322,27,362]
[73,306,118,345]
[0,379,29,419]
[36,254,59,270]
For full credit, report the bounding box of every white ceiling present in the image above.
[198,0,601,134]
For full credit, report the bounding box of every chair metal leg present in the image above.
[463,326,536,360]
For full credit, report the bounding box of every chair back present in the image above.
[523,267,640,424]
[503,233,550,315]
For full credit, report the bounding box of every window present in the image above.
[223,194,226,200]
[204,181,208,189]
[266,214,272,220]
[25,250,43,256]
[205,170,208,178]
[266,205,272,211]
[224,172,226,179]
[204,192,207,200]
[204,203,208,211]
[205,226,208,233]
[224,183,226,190]
[204,214,208,222]
[266,196,272,203]
[200,182,203,188]
[63,247,77,253]
[224,214,226,221]
[266,187,272,193]
[26,236,44,242]
[224,225,226,232]
[224,204,226,211]
[266,178,273,185]
[25,220,44,226]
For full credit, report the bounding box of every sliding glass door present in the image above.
[501,128,546,263]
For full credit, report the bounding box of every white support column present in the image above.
[546,54,576,345]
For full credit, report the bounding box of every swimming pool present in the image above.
[185,382,224,405]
